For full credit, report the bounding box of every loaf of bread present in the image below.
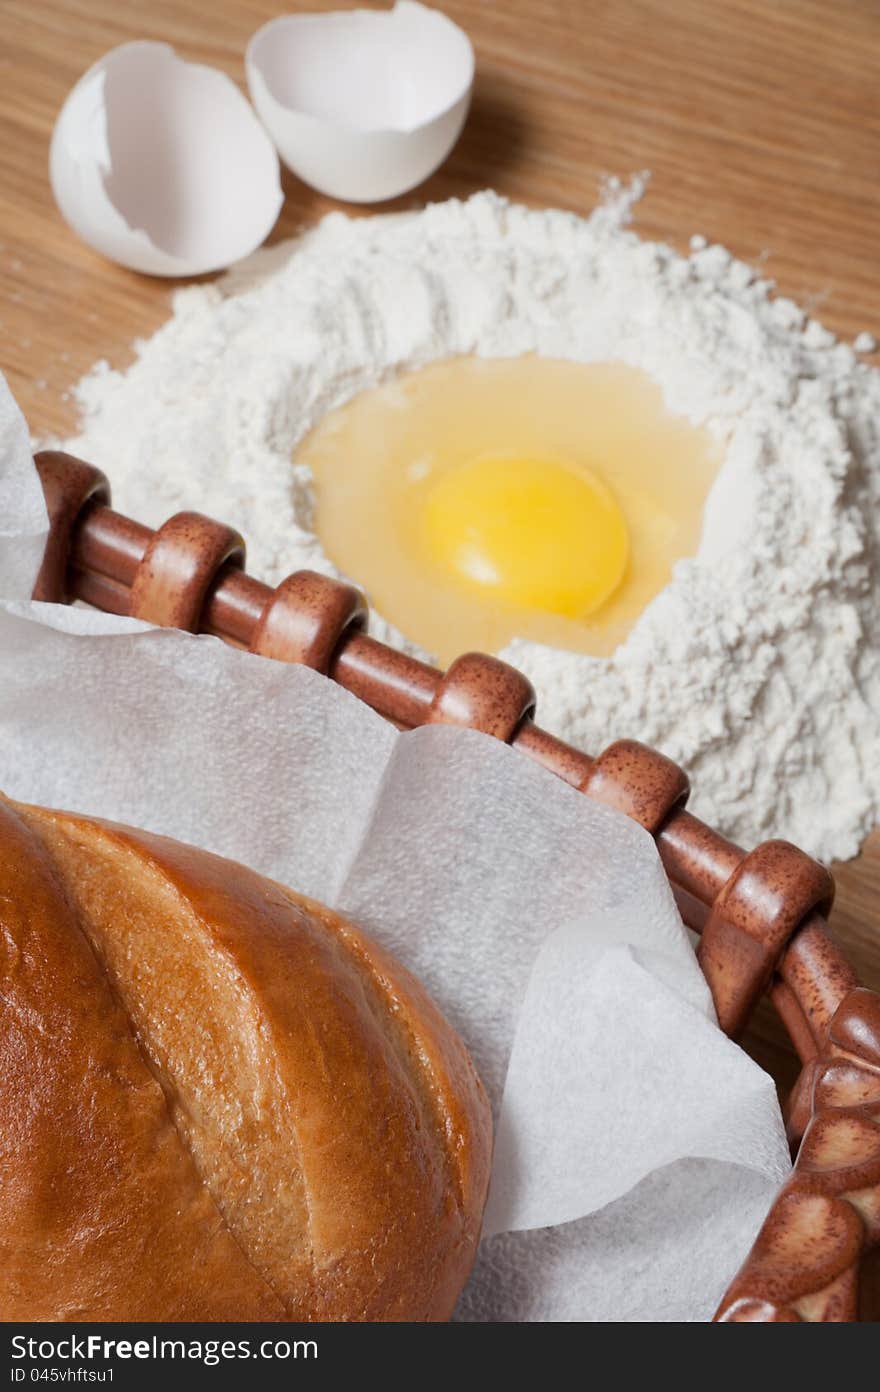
[0,796,491,1321]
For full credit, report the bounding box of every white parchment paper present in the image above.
[0,374,788,1320]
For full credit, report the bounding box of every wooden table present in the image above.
[1,0,878,1086]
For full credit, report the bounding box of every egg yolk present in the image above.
[422,453,629,618]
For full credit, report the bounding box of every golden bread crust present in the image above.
[0,798,491,1321]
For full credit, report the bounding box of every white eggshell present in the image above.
[50,42,283,277]
[246,2,474,203]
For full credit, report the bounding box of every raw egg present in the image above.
[297,356,719,664]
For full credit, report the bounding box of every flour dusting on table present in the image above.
[59,181,880,861]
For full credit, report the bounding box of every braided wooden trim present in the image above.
[716,988,880,1321]
[129,513,245,631]
[429,652,536,741]
[699,842,835,1038]
[251,571,367,672]
[30,450,878,1320]
[580,739,690,834]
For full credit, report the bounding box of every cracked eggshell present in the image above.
[246,3,474,203]
[50,42,284,277]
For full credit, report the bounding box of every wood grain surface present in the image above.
[0,0,878,1086]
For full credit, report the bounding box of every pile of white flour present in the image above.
[61,182,880,862]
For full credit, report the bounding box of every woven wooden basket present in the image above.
[31,449,880,1323]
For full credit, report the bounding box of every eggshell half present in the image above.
[50,42,283,277]
[246,3,474,203]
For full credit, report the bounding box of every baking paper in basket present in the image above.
[0,378,790,1321]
